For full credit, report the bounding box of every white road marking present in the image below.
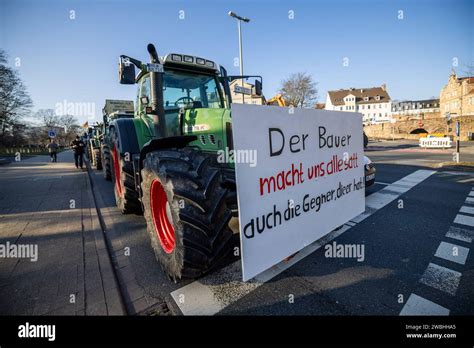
[465,197,474,204]
[445,226,473,243]
[434,241,469,265]
[469,191,474,197]
[374,181,390,186]
[454,214,474,227]
[400,294,450,316]
[459,205,474,215]
[419,263,462,296]
[172,170,436,315]
[171,225,352,315]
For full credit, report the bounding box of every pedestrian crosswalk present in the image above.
[400,186,474,316]
[170,169,436,315]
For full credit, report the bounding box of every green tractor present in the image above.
[101,100,134,181]
[107,43,262,281]
[86,124,104,170]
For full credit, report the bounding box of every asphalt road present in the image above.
[88,140,474,315]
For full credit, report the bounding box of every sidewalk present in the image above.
[0,150,125,315]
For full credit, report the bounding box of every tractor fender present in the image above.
[139,135,197,170]
[109,118,140,155]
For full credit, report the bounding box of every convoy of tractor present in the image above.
[84,43,375,282]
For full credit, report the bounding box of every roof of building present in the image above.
[314,103,325,109]
[458,76,474,83]
[327,86,391,106]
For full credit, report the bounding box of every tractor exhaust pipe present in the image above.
[147,43,167,139]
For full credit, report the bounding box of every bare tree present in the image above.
[0,50,33,146]
[279,72,318,108]
[58,114,80,145]
[36,109,60,128]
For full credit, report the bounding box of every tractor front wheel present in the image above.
[101,144,112,180]
[94,148,103,170]
[141,148,233,281]
[110,128,141,214]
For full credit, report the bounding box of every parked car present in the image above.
[364,156,376,188]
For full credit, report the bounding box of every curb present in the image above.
[429,162,474,172]
[85,160,167,315]
[83,163,127,315]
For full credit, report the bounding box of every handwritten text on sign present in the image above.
[231,104,365,281]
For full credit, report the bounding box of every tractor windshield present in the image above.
[163,69,225,109]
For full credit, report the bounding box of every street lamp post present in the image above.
[228,11,250,104]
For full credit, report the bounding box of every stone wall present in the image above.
[364,113,474,141]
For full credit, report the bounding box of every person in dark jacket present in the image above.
[70,135,85,169]
[46,139,59,162]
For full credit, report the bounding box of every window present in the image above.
[138,76,152,113]
[162,69,224,109]
[364,97,369,101]
[340,106,343,110]
[368,105,370,109]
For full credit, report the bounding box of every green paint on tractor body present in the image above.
[130,69,234,168]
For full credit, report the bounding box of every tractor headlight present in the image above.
[184,55,193,63]
[205,60,215,68]
[196,58,205,65]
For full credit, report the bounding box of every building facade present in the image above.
[391,99,440,117]
[325,85,392,124]
[440,71,474,118]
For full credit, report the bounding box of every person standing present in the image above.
[70,135,85,169]
[47,139,59,162]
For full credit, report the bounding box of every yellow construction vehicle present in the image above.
[265,93,286,107]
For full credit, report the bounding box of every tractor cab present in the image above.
[118,45,262,152]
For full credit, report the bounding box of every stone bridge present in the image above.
[364,113,474,141]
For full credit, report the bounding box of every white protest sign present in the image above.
[231,104,365,281]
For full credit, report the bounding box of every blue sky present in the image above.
[1,0,473,125]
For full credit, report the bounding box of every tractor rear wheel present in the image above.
[110,128,141,214]
[101,144,112,180]
[94,148,103,170]
[141,148,233,281]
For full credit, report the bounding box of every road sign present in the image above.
[455,121,460,137]
[231,104,365,281]
[419,137,452,148]
[234,85,252,95]
[48,130,56,138]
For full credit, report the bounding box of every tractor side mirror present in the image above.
[119,56,136,85]
[255,79,262,96]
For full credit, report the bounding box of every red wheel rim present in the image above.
[150,179,175,253]
[112,145,123,197]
